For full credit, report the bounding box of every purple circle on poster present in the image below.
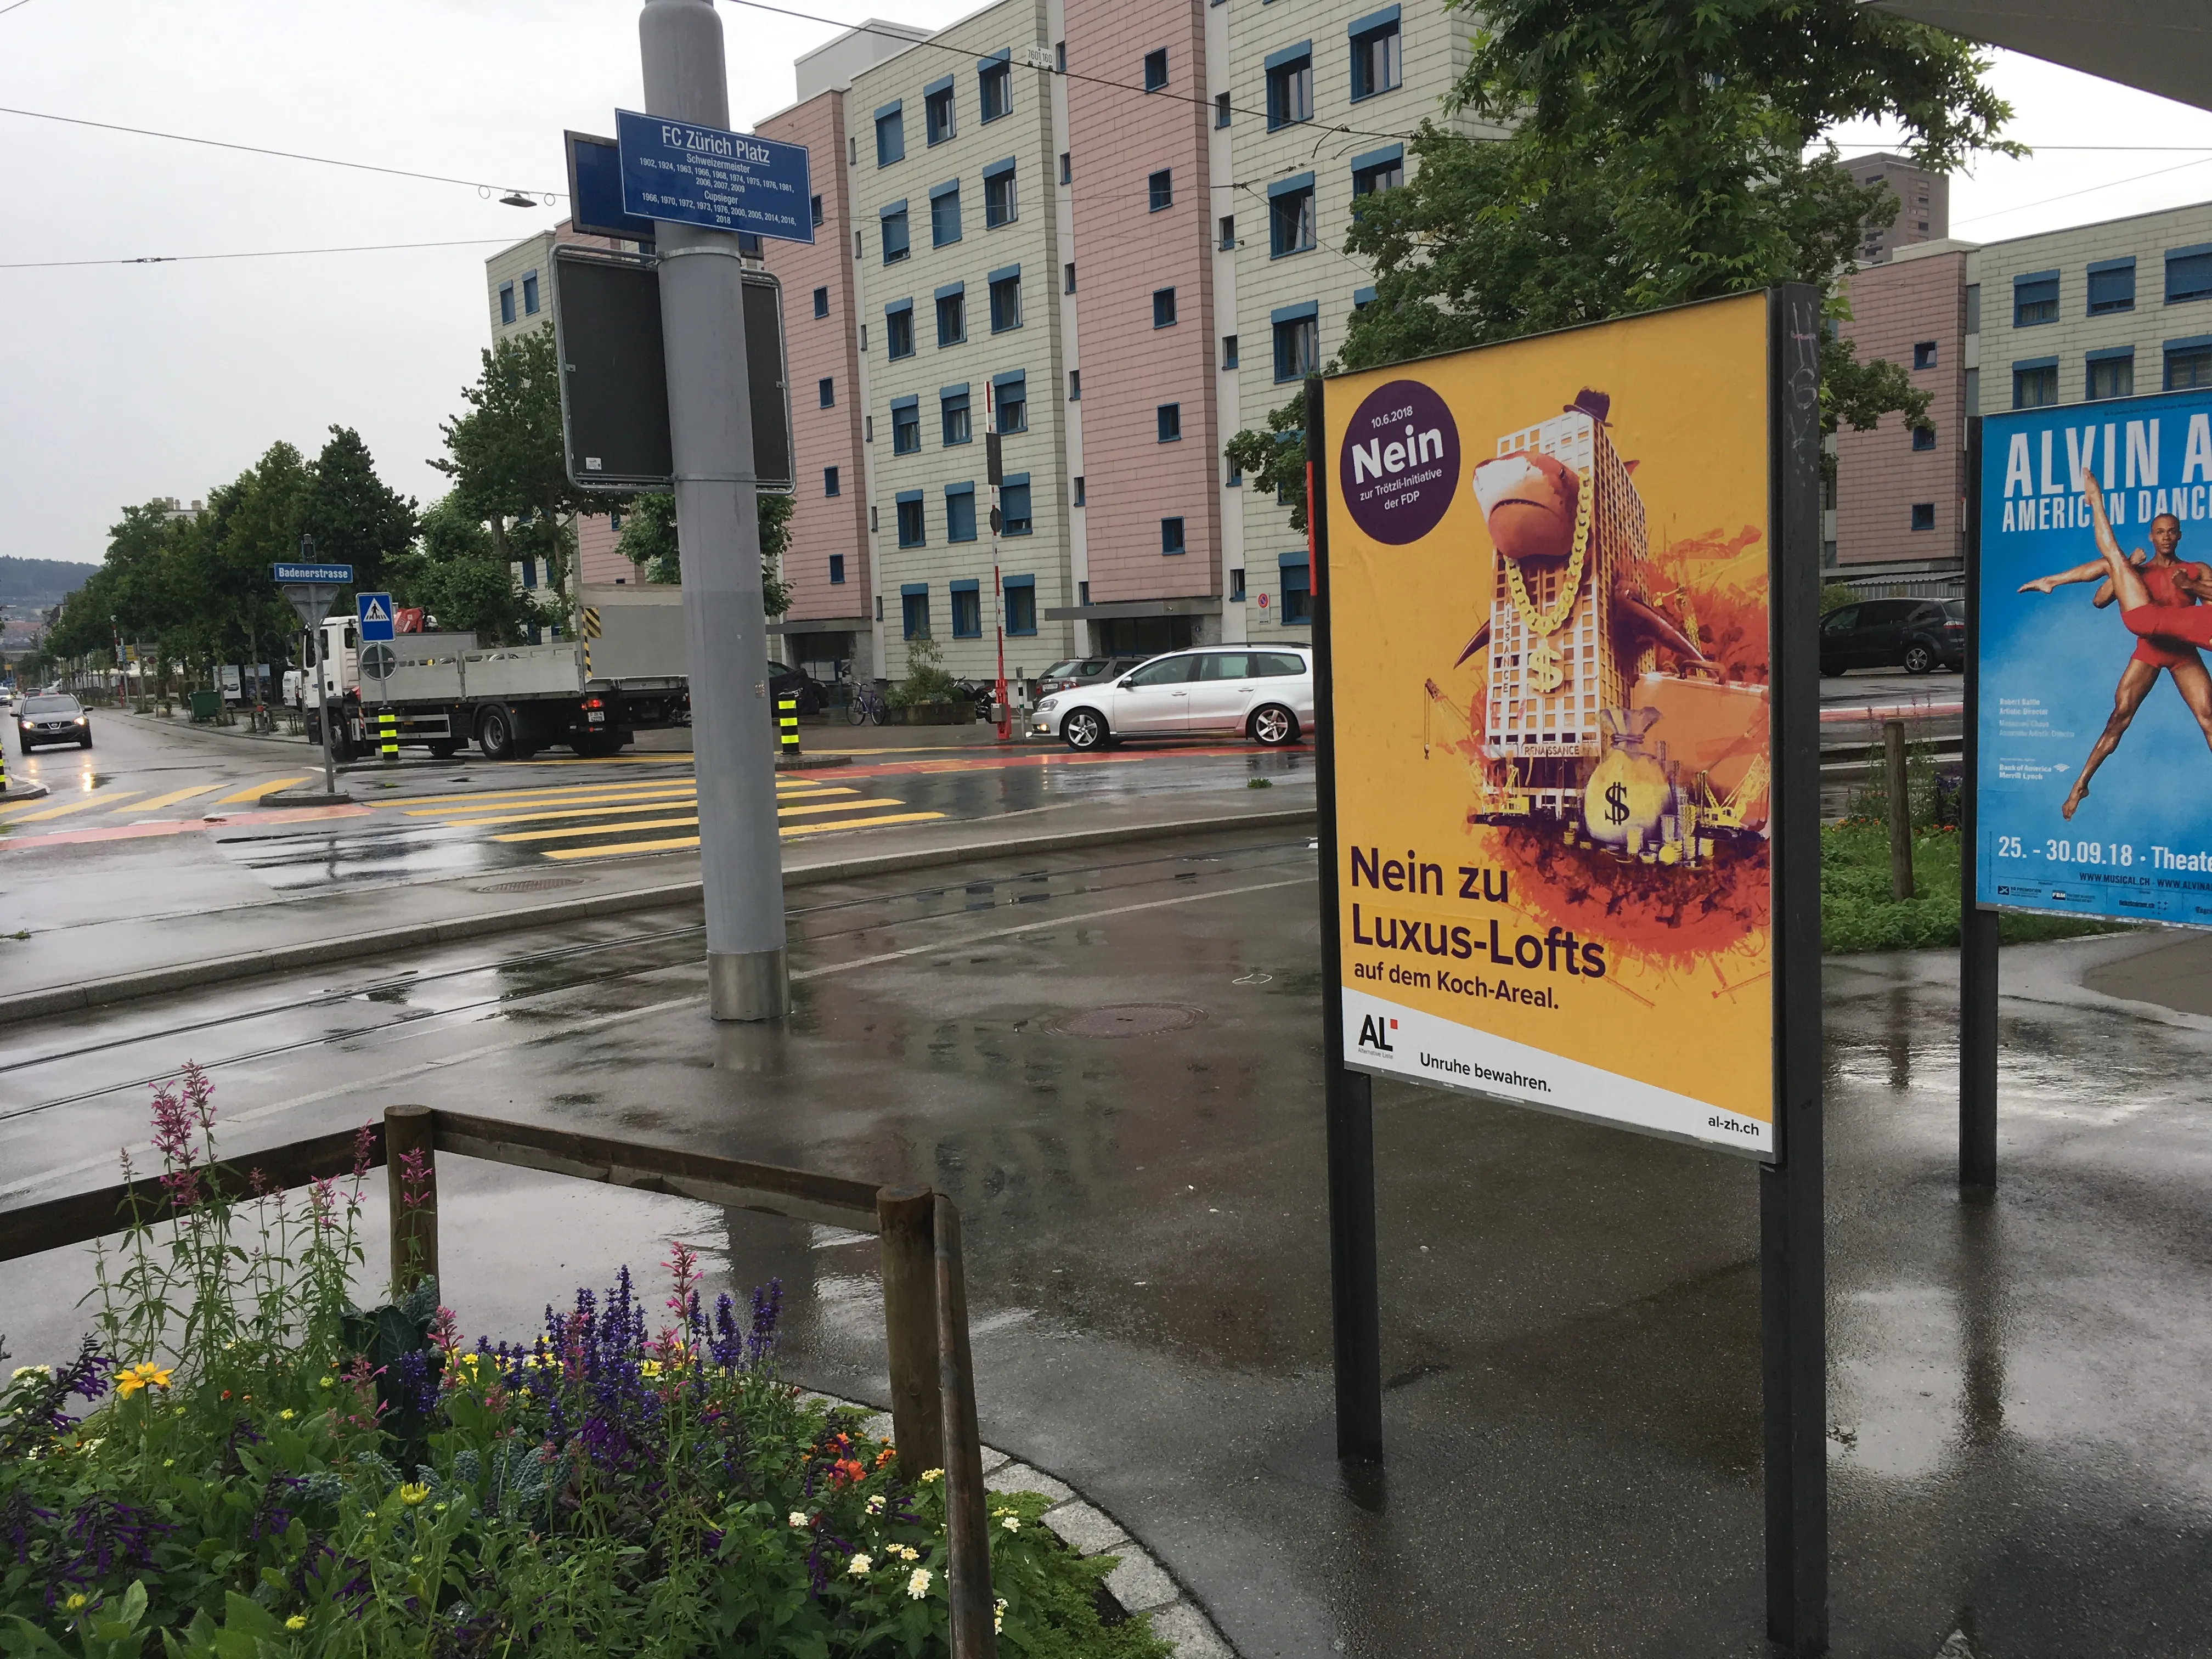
[1339,379,1460,545]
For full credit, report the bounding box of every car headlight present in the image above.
[74,716,87,725]
[1036,697,1059,713]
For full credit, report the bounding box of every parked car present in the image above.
[1031,646,1314,749]
[1818,597,1965,676]
[765,660,827,716]
[17,693,91,751]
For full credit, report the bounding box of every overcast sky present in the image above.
[7,1,2212,571]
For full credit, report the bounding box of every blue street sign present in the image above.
[357,591,395,642]
[566,131,657,246]
[615,109,812,243]
[272,563,353,584]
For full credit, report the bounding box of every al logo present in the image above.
[1356,1015,1397,1053]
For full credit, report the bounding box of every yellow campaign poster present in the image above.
[1324,294,1775,1155]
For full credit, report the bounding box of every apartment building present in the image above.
[1844,151,1948,266]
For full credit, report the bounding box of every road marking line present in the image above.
[214,776,307,805]
[435,788,850,830]
[380,776,703,808]
[543,834,703,860]
[493,815,701,844]
[778,810,944,837]
[774,797,906,818]
[2,791,140,823]
[114,785,223,814]
[405,786,699,819]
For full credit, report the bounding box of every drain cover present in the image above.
[473,877,589,894]
[1050,1003,1207,1039]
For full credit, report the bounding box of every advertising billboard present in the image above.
[1323,293,1779,1155]
[1975,390,2212,928]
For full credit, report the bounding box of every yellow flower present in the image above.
[63,1593,87,1612]
[319,1376,335,1390]
[279,1409,296,1421]
[847,1552,873,1576]
[398,1483,430,1506]
[907,1568,933,1600]
[112,1363,171,1399]
[10,1365,52,1382]
[285,1615,307,1632]
[865,1494,886,1515]
[995,1595,1007,1633]
[918,1468,944,1484]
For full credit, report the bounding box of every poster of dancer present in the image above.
[1322,292,1778,1155]
[1977,389,2212,928]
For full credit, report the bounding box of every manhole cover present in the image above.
[1049,1003,1207,1039]
[472,877,589,894]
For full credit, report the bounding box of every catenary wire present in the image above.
[1953,154,2212,227]
[0,236,520,271]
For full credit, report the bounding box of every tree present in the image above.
[614,492,794,617]
[385,494,547,645]
[1226,0,2016,525]
[297,426,417,599]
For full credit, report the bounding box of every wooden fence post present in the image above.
[877,1186,945,1480]
[1883,719,1915,901]
[935,1195,997,1659]
[385,1105,439,1297]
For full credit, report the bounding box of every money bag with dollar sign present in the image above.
[1581,706,1672,855]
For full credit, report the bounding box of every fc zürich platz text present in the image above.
[1346,846,1610,982]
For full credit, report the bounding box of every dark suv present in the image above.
[1818,597,1965,676]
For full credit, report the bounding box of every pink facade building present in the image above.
[1835,246,1971,572]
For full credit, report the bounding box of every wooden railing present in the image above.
[0,1107,999,1659]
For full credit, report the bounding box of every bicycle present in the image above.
[846,680,889,726]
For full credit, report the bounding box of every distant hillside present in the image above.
[0,556,97,607]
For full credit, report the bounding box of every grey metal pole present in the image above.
[640,0,789,1020]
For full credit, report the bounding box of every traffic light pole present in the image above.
[640,0,790,1022]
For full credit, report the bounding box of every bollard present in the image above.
[384,1105,439,1296]
[378,707,399,766]
[1883,719,1914,901]
[777,693,800,757]
[935,1195,998,1659]
[877,1186,946,1480]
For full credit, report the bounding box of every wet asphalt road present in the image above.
[6,819,2210,1656]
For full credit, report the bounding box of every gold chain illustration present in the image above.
[1502,461,1593,641]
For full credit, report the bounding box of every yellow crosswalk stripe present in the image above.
[2,791,141,824]
[115,785,223,814]
[494,814,701,844]
[382,777,700,809]
[407,786,699,819]
[774,797,905,818]
[539,809,945,860]
[435,787,852,831]
[780,811,944,838]
[213,776,308,805]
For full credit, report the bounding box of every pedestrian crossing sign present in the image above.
[357,592,394,642]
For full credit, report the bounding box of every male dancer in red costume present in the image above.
[2019,481,2212,818]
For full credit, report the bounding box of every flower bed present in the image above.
[0,1069,1167,1657]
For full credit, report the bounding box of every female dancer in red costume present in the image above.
[2081,475,2212,650]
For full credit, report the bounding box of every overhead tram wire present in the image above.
[0,237,521,271]
[1954,154,2212,228]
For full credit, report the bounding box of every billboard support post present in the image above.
[1307,375,1385,1466]
[639,0,788,1021]
[1760,285,1829,1657]
[1958,416,1999,1190]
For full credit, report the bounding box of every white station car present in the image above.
[1030,645,1316,749]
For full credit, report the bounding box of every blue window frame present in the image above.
[1004,573,1036,634]
[924,78,956,145]
[522,272,539,315]
[875,103,905,167]
[1272,302,1319,381]
[1911,427,1935,452]
[1161,517,1186,556]
[2169,245,2212,303]
[896,496,926,549]
[1002,474,1032,535]
[2012,357,2058,408]
[2088,257,2136,315]
[1149,169,1173,212]
[984,157,1017,227]
[2166,336,2212,390]
[1225,449,1243,486]
[498,282,515,325]
[813,285,831,318]
[885,299,915,358]
[936,283,966,346]
[1073,476,1086,507]
[2087,346,2134,400]
[1352,286,1376,309]
[1350,143,1402,201]
[818,377,835,408]
[1280,554,1311,622]
[979,53,1011,122]
[941,385,972,445]
[1154,286,1176,328]
[1143,47,1169,90]
[1222,334,1239,370]
[811,193,824,227]
[891,396,921,454]
[951,579,982,635]
[946,486,978,545]
[830,554,847,585]
[1229,567,1245,600]
[1912,340,1937,369]
[1268,173,1316,256]
[1157,403,1181,443]
[901,583,930,636]
[1068,370,1080,400]
[2014,270,2058,326]
[1216,91,1231,127]
[989,266,1022,331]
[994,369,1027,432]
[1347,7,1400,100]
[824,466,841,495]
[1266,43,1313,129]
[930,180,962,246]
[880,201,910,263]
[1911,503,1936,531]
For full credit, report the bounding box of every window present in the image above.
[946,486,977,544]
[1006,578,1036,634]
[936,287,965,346]
[1059,151,1071,184]
[871,507,879,532]
[1965,284,1981,332]
[1216,92,1232,128]
[979,57,1011,121]
[2088,258,2136,315]
[1348,11,1401,100]
[866,415,874,443]
[1154,287,1177,328]
[1073,476,1086,506]
[1224,450,1242,486]
[830,554,847,585]
[2167,342,2212,390]
[1350,148,1402,200]
[2168,245,2212,303]
[1064,262,1076,293]
[1149,170,1173,212]
[876,105,905,167]
[2013,362,2058,408]
[861,325,869,351]
[1352,286,1376,310]
[810,194,824,228]
[1003,476,1032,533]
[985,163,1017,227]
[498,283,515,325]
[2088,351,2134,400]
[1911,426,1936,451]
[1910,503,1936,531]
[930,183,961,247]
[952,583,982,635]
[1068,370,1081,400]
[1161,517,1186,555]
[901,588,930,636]
[989,269,1022,332]
[925,82,956,145]
[856,230,865,258]
[1273,309,1319,381]
[1281,561,1312,622]
[522,272,539,315]
[1158,403,1181,442]
[892,400,921,454]
[995,372,1027,431]
[1229,567,1245,600]
[896,498,926,549]
[824,466,842,495]
[1219,215,1236,251]
[881,204,910,263]
[1965,368,1979,411]
[1266,47,1313,129]
[1269,178,1316,256]
[1912,341,1937,369]
[813,285,830,318]
[1222,334,1239,370]
[814,377,833,408]
[1056,40,1065,71]
[886,303,915,358]
[2014,271,2058,326]
[942,387,972,445]
[1144,48,1169,90]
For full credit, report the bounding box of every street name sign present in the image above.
[272,563,352,585]
[615,109,811,243]
[357,592,395,643]
[274,563,352,629]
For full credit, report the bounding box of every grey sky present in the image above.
[5,2,2212,570]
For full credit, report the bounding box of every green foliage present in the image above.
[888,633,960,709]
[614,492,795,616]
[1820,824,2126,953]
[0,558,97,606]
[1819,583,1858,616]
[384,495,546,646]
[296,427,417,600]
[431,326,591,608]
